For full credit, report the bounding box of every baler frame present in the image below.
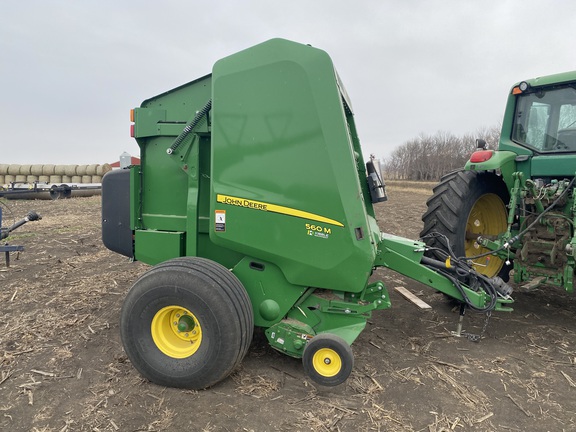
[103,38,512,389]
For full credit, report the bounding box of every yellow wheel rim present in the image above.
[151,306,202,359]
[312,348,342,377]
[465,193,508,277]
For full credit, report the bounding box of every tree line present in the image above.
[381,125,501,181]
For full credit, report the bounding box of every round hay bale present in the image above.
[5,175,15,183]
[0,175,5,184]
[30,164,44,176]
[54,165,67,175]
[15,175,27,183]
[0,164,9,175]
[19,164,32,175]
[86,164,99,176]
[91,175,102,183]
[38,175,50,183]
[62,175,72,183]
[8,164,21,175]
[27,175,38,183]
[71,175,82,183]
[96,163,112,175]
[81,175,92,183]
[50,175,62,184]
[43,164,56,175]
[76,165,87,176]
[64,165,78,176]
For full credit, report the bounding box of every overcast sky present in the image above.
[2,1,575,165]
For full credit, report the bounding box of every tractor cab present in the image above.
[510,81,576,153]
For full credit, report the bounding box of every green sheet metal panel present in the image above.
[133,75,213,234]
[134,230,185,265]
[210,39,377,292]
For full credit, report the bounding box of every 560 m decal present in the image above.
[216,194,344,227]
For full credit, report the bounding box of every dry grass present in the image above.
[232,369,280,398]
[385,180,436,191]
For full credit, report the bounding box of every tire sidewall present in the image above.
[121,266,243,389]
[302,334,353,386]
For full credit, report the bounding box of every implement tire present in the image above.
[420,170,512,279]
[302,334,353,386]
[120,257,254,389]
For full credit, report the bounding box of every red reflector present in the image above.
[470,150,494,163]
[130,124,135,137]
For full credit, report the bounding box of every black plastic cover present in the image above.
[101,169,134,258]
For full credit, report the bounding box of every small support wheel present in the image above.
[302,333,353,386]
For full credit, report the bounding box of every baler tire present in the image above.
[420,170,512,280]
[120,257,254,389]
[302,333,353,386]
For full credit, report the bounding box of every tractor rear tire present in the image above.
[302,333,353,386]
[120,257,254,389]
[420,170,512,280]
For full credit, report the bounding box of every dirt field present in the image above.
[1,185,575,432]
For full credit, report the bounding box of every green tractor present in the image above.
[422,71,576,292]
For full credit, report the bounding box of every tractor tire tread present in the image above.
[420,170,511,280]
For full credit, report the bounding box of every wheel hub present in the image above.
[312,348,342,377]
[176,314,196,333]
[151,306,202,359]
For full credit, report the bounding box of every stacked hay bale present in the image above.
[0,163,112,185]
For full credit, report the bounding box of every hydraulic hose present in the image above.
[441,268,498,312]
[420,255,500,312]
[503,176,575,247]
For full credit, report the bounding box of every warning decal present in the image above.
[215,210,226,232]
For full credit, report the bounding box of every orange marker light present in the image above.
[512,81,530,95]
[130,109,135,122]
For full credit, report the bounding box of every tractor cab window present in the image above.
[512,85,576,152]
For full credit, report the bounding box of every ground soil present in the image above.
[1,184,575,432]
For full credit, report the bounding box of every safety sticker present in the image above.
[215,210,226,232]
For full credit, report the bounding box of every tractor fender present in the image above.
[464,150,518,191]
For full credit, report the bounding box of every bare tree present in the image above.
[381,125,501,180]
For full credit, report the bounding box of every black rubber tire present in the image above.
[120,257,254,389]
[49,185,62,200]
[302,333,354,386]
[60,184,72,198]
[420,170,512,280]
